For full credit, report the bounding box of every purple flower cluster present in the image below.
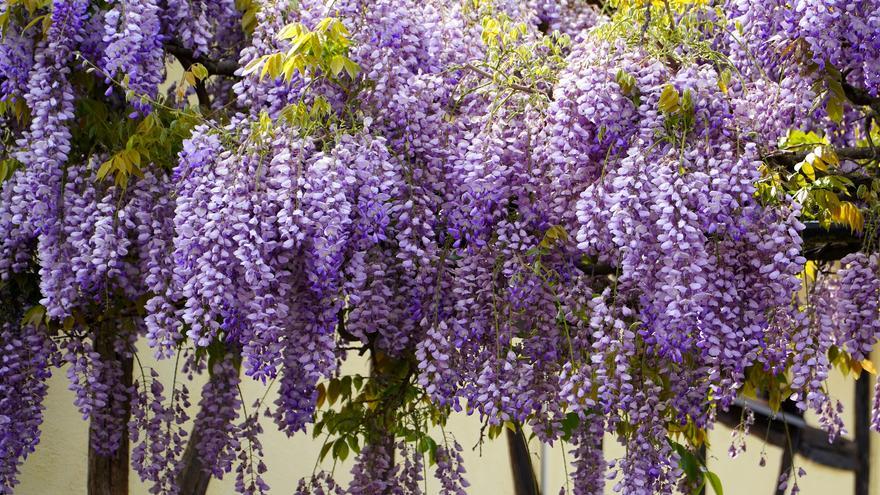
[434,441,469,495]
[161,0,242,59]
[0,323,54,493]
[726,0,880,94]
[102,0,165,114]
[3,0,87,290]
[834,253,880,361]
[528,0,603,40]
[348,436,401,494]
[568,422,605,495]
[294,471,344,495]
[129,368,190,494]
[0,19,33,103]
[234,406,269,495]
[63,333,134,456]
[193,357,241,477]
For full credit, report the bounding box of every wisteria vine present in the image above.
[2,0,880,494]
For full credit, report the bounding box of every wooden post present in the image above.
[774,400,804,495]
[854,371,871,495]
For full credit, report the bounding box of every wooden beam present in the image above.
[576,221,864,276]
[716,397,858,471]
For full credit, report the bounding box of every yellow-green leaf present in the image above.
[329,55,346,76]
[831,201,864,233]
[800,159,815,180]
[659,84,680,113]
[343,59,360,79]
[314,17,333,33]
[826,93,844,124]
[260,53,282,80]
[96,157,115,180]
[242,55,265,76]
[277,22,302,40]
[190,63,209,81]
[540,224,569,248]
[21,305,46,328]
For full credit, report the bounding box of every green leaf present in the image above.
[670,441,701,483]
[560,412,580,442]
[704,471,723,495]
[327,379,341,405]
[319,441,333,461]
[417,435,436,455]
[21,13,47,34]
[347,435,361,454]
[340,375,352,398]
[21,305,46,328]
[333,438,349,461]
[426,437,438,465]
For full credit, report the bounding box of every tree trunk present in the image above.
[506,425,540,495]
[175,349,243,495]
[88,337,133,495]
[176,425,212,495]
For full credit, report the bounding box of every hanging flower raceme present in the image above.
[101,0,165,115]
[0,322,55,494]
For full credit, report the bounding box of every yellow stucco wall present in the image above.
[14,347,878,495]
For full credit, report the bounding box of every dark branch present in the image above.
[764,146,879,188]
[763,146,879,167]
[191,81,212,112]
[840,74,880,131]
[463,64,544,96]
[165,40,240,78]
[841,78,880,108]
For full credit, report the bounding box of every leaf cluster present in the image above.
[311,356,446,467]
[245,17,360,83]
